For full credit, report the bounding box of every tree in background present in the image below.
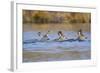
[23,10,91,24]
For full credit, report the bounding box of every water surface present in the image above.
[23,23,91,62]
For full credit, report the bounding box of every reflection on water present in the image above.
[23,23,90,32]
[23,23,91,62]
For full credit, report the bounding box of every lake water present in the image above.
[23,24,91,62]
